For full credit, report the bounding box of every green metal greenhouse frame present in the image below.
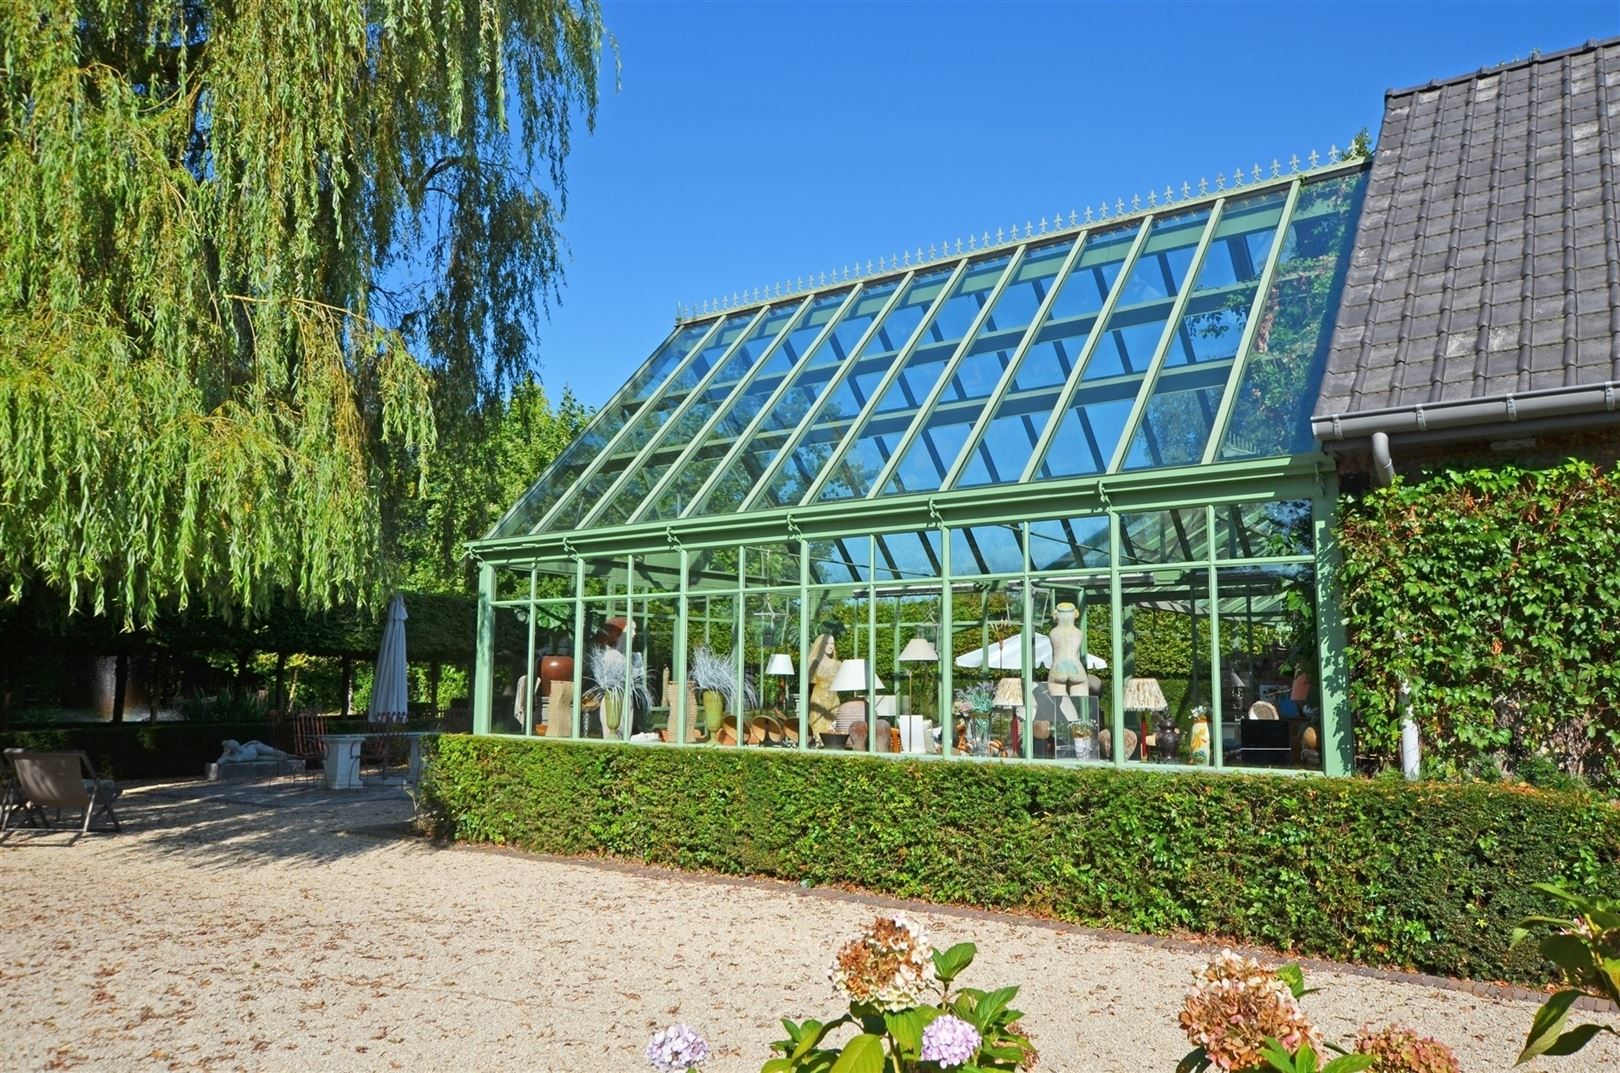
[467,156,1371,776]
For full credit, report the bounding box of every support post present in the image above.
[1314,482,1353,775]
[473,561,496,735]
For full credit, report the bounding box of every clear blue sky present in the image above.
[535,0,1618,408]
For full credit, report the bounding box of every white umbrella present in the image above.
[953,631,1108,671]
[367,594,409,723]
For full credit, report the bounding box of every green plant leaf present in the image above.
[883,1010,926,1056]
[1541,1023,1611,1057]
[1518,989,1583,1063]
[1540,933,1597,977]
[793,1019,831,1059]
[1260,1037,1302,1072]
[1320,1056,1376,1073]
[971,986,1018,1029]
[761,1059,794,1073]
[932,942,977,983]
[1277,963,1308,999]
[830,1033,886,1073]
[1175,1047,1212,1073]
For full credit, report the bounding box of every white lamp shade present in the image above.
[992,677,1024,708]
[898,636,939,662]
[830,658,884,692]
[766,653,795,676]
[1124,676,1169,711]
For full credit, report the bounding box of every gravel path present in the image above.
[4,779,1615,1072]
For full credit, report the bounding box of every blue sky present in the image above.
[534,0,1617,408]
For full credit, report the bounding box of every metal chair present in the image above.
[1,751,121,838]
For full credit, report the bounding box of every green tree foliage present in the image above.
[1339,461,1620,791]
[0,1,607,624]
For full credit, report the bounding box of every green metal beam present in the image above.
[939,231,1090,491]
[799,259,972,505]
[1201,179,1303,465]
[1314,476,1353,775]
[1105,200,1226,474]
[1018,216,1156,484]
[733,272,919,514]
[473,561,495,735]
[860,247,1029,498]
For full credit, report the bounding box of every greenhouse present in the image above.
[468,158,1370,775]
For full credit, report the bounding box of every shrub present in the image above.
[418,736,1620,984]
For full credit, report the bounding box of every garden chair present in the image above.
[2,748,45,831]
[364,719,408,782]
[291,711,327,784]
[0,751,121,838]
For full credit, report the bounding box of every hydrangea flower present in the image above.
[828,913,937,1011]
[1177,950,1321,1072]
[645,1023,709,1073]
[1353,1024,1461,1073]
[920,1014,981,1069]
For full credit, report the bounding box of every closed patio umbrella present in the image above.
[367,594,409,723]
[953,631,1107,671]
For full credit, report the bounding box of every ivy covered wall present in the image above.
[1339,459,1620,791]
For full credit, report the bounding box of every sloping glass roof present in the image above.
[489,167,1366,541]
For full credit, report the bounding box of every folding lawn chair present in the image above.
[0,751,121,838]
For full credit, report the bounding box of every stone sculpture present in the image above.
[806,633,840,737]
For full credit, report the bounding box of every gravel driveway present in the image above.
[4,779,1615,1072]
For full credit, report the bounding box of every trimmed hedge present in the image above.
[0,719,273,779]
[420,735,1620,985]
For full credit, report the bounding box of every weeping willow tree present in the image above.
[0,1,608,625]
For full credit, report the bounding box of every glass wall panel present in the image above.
[882,242,1074,495]
[874,528,943,583]
[634,551,684,595]
[815,256,1013,502]
[1118,365,1229,469]
[686,546,741,592]
[805,534,871,584]
[744,542,802,589]
[1036,208,1212,480]
[1028,514,1110,572]
[580,557,631,598]
[523,600,574,737]
[1220,172,1367,460]
[696,283,903,516]
[1119,509,1208,566]
[1215,499,1314,559]
[953,225,1140,488]
[1026,581,1109,760]
[759,270,955,508]
[949,523,1024,576]
[947,580,1024,757]
[804,584,876,750]
[591,304,801,526]
[545,312,758,529]
[493,321,715,537]
[580,597,634,739]
[745,591,798,745]
[1216,565,1320,770]
[1119,569,1213,765]
[633,595,679,740]
[879,587,944,732]
[637,292,851,522]
[686,592,743,743]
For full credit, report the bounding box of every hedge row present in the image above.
[420,735,1620,985]
[0,719,274,779]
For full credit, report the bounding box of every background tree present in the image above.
[0,1,609,625]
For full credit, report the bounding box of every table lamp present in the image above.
[897,635,938,714]
[766,653,794,710]
[830,658,884,748]
[1123,676,1168,761]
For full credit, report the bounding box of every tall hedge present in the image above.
[420,736,1619,984]
[1339,460,1620,789]
[0,719,272,779]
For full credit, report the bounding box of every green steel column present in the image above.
[735,551,747,747]
[571,557,586,738]
[798,540,810,749]
[1314,478,1352,775]
[675,548,690,746]
[622,555,636,742]
[939,526,953,757]
[1108,513,1125,766]
[524,566,538,737]
[1206,504,1224,770]
[1020,524,1034,761]
[473,561,496,735]
[866,536,879,753]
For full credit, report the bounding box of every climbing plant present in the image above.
[0,2,608,625]
[1339,460,1620,790]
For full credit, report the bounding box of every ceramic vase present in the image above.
[701,690,726,734]
[1189,714,1211,765]
[602,691,623,734]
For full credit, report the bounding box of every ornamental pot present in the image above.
[701,690,726,733]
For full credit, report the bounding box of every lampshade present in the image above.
[1226,666,1246,688]
[830,658,884,692]
[898,636,939,662]
[1123,676,1169,711]
[992,677,1024,708]
[766,653,795,676]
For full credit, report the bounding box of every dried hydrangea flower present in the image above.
[1177,950,1321,1072]
[645,1023,709,1073]
[920,1014,981,1069]
[828,913,937,1011]
[1354,1024,1462,1073]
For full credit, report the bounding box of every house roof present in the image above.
[1314,37,1620,445]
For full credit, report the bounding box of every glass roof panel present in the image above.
[952,224,1140,488]
[692,281,903,517]
[540,311,757,530]
[814,255,1014,502]
[880,240,1076,497]
[633,290,853,524]
[1220,172,1366,460]
[487,321,716,537]
[754,269,954,509]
